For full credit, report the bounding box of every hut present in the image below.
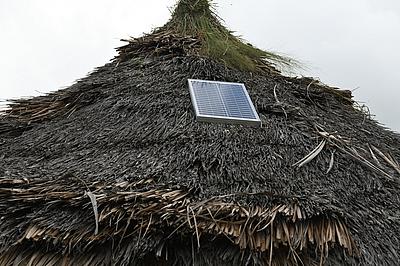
[1,0,400,265]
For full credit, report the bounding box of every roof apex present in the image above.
[171,0,213,17]
[159,0,298,73]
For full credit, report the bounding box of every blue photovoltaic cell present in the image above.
[189,80,260,125]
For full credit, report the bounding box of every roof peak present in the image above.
[172,0,213,17]
[156,0,298,73]
[166,0,221,36]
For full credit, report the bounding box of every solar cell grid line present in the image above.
[192,81,227,117]
[193,81,227,117]
[188,79,261,127]
[218,84,241,118]
[218,83,256,119]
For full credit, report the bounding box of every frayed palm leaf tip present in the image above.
[165,0,299,73]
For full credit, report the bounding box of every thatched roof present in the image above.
[1,0,400,265]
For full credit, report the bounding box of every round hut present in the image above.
[1,0,400,265]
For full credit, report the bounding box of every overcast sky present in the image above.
[0,0,399,132]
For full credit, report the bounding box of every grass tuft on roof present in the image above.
[161,0,300,73]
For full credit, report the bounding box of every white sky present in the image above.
[0,0,399,132]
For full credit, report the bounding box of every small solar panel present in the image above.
[188,79,261,126]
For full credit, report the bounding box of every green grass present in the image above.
[163,0,299,73]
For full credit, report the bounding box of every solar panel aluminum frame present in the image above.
[188,79,262,127]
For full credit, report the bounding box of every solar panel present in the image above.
[188,79,261,126]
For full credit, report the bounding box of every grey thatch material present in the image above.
[1,0,400,265]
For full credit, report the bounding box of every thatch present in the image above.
[1,0,400,265]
